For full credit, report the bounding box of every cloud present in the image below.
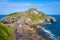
[0,2,32,7]
[0,2,33,15]
[0,1,60,15]
[0,1,60,7]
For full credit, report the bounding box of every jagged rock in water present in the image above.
[45,16,56,24]
[50,17,56,23]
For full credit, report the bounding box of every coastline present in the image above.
[0,15,60,40]
[37,25,60,40]
[0,11,60,40]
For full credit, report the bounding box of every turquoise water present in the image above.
[0,15,60,40]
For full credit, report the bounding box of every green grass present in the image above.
[0,23,14,40]
[29,13,46,22]
[8,12,20,16]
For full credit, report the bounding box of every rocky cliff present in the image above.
[1,8,56,40]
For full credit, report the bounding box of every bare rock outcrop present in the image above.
[14,24,48,40]
[0,8,56,40]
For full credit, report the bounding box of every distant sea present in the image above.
[0,15,60,40]
[0,15,6,20]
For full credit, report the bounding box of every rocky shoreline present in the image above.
[0,8,56,40]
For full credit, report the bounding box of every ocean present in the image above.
[0,15,6,20]
[0,15,60,40]
[40,15,60,40]
[44,15,60,36]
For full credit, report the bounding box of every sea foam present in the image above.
[37,25,60,40]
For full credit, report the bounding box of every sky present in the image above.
[0,0,60,15]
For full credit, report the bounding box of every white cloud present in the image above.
[0,2,60,7]
[0,2,60,15]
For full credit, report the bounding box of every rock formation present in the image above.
[0,8,56,40]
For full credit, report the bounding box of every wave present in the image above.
[37,25,60,40]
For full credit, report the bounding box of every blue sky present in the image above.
[0,0,60,15]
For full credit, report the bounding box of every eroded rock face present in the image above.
[14,24,48,40]
[45,16,56,24]
[0,8,56,40]
[1,16,17,24]
[25,8,39,15]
